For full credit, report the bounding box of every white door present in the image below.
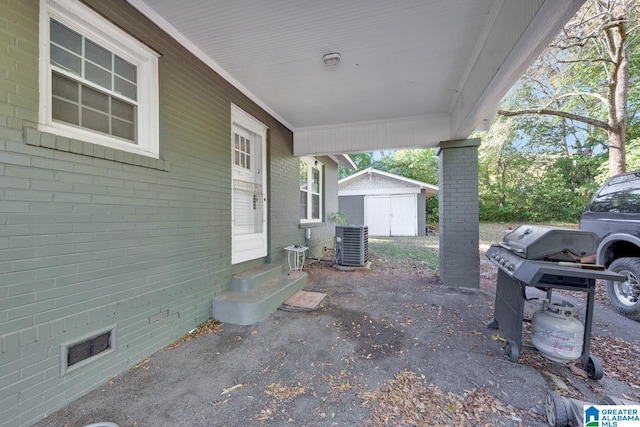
[390,195,417,236]
[231,106,268,264]
[365,196,391,236]
[365,195,416,236]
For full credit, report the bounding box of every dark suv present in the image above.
[579,170,640,320]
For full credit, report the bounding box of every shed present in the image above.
[338,168,438,236]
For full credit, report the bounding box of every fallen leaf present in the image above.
[568,364,588,379]
[222,383,243,395]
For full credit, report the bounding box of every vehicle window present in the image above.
[589,173,640,213]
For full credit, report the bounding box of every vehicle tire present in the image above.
[606,257,640,321]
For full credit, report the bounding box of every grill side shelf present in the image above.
[512,260,626,285]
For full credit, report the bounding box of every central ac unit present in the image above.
[335,225,369,266]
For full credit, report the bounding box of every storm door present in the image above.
[231,105,267,264]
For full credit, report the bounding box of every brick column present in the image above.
[436,138,480,288]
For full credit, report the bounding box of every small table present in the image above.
[284,245,308,271]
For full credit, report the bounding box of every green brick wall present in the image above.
[0,1,340,425]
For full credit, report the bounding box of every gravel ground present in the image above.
[33,251,640,427]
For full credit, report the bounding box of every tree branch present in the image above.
[497,109,613,132]
[553,91,609,106]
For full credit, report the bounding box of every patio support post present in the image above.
[436,138,480,288]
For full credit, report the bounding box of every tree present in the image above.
[373,149,438,185]
[338,152,373,179]
[498,0,639,177]
[476,115,604,222]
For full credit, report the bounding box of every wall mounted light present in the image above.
[322,52,341,66]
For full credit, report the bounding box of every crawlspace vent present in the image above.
[67,331,112,367]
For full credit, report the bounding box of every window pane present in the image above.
[312,169,320,193]
[234,134,239,149]
[85,39,112,70]
[234,150,239,166]
[115,56,136,82]
[112,98,134,121]
[50,20,81,54]
[312,194,320,219]
[114,76,136,100]
[300,191,308,219]
[112,117,136,142]
[246,155,250,170]
[52,72,79,102]
[50,45,81,74]
[52,98,79,125]
[85,62,111,90]
[82,107,109,133]
[300,163,308,187]
[82,86,109,112]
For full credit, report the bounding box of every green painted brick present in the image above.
[4,190,53,202]
[30,157,74,172]
[6,165,55,180]
[11,256,59,272]
[30,202,74,214]
[29,223,72,235]
[0,152,30,166]
[33,264,77,280]
[1,332,20,354]
[54,136,70,152]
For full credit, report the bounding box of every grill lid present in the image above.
[502,224,598,260]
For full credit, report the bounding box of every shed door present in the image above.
[390,195,417,236]
[365,196,391,236]
[365,195,416,236]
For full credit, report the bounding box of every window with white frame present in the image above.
[39,0,160,158]
[300,158,323,223]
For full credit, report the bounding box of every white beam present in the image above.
[294,114,450,157]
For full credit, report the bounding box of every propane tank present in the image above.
[531,300,584,363]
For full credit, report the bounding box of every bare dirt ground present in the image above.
[34,248,640,427]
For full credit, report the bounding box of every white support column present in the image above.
[436,138,480,288]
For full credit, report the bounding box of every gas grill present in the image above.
[485,225,625,379]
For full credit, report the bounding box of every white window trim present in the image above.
[300,157,323,224]
[38,0,160,158]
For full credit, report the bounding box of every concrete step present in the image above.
[212,270,307,325]
[230,263,283,292]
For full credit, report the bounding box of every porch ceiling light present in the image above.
[322,52,341,66]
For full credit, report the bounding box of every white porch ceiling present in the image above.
[129,0,584,156]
